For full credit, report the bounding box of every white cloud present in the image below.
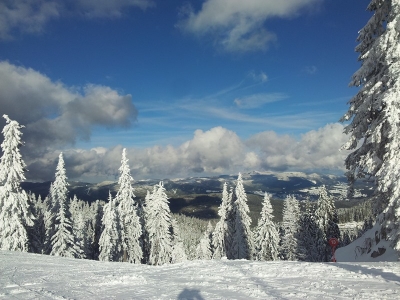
[248,71,268,83]
[234,93,287,109]
[0,61,137,159]
[24,124,349,181]
[177,0,322,52]
[303,65,318,75]
[0,0,155,39]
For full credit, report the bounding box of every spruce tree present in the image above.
[0,115,34,252]
[315,186,340,262]
[99,192,122,262]
[147,182,173,265]
[231,173,253,260]
[170,218,187,263]
[212,182,233,259]
[49,153,82,258]
[340,0,400,252]
[115,148,142,264]
[280,195,300,261]
[254,193,280,261]
[196,221,213,260]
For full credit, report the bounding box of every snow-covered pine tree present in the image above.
[253,193,280,261]
[141,189,153,263]
[196,221,213,260]
[315,186,340,262]
[340,0,400,252]
[99,192,122,262]
[115,148,142,264]
[212,182,233,259]
[27,193,46,253]
[0,115,34,252]
[170,217,187,263]
[147,181,173,265]
[89,200,104,260]
[231,173,253,260]
[49,153,83,258]
[280,195,300,261]
[297,199,324,262]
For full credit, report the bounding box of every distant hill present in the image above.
[21,171,374,223]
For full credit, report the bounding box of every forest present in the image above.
[0,115,373,264]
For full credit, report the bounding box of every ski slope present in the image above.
[1,250,399,299]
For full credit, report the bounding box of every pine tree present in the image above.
[212,182,233,259]
[297,199,324,262]
[340,0,400,252]
[254,193,280,261]
[170,218,187,263]
[231,173,253,260]
[147,182,173,265]
[280,195,300,261]
[115,148,142,264]
[196,221,213,260]
[99,192,122,262]
[0,115,34,251]
[315,186,340,262]
[49,153,82,258]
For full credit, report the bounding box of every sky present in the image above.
[0,0,372,182]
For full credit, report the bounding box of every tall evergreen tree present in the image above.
[280,195,300,261]
[297,199,324,262]
[99,193,122,262]
[231,173,253,260]
[49,153,82,258]
[147,181,173,265]
[254,193,280,261]
[212,182,233,259]
[340,0,400,252]
[315,186,340,262]
[196,221,213,260]
[0,115,34,251]
[170,218,187,263]
[115,148,142,264]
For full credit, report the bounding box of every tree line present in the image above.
[0,115,353,264]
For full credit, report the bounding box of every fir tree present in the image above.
[212,182,233,259]
[280,195,300,261]
[115,148,142,264]
[340,0,400,252]
[49,153,82,258]
[147,182,173,265]
[99,192,122,262]
[253,193,280,261]
[0,115,34,252]
[196,221,213,260]
[170,218,187,263]
[231,173,253,260]
[297,200,324,262]
[315,186,340,261]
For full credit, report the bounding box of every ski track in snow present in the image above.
[0,251,399,299]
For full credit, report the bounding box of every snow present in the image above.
[336,223,399,262]
[1,250,399,299]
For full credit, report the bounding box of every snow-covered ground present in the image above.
[1,250,399,299]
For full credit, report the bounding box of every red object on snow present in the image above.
[329,238,339,262]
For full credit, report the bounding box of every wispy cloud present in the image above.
[233,93,287,109]
[177,0,322,53]
[0,0,155,39]
[302,65,318,75]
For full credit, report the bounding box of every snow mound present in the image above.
[1,250,400,299]
[336,222,399,262]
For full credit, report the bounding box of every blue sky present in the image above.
[0,0,371,181]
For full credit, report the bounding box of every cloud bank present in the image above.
[177,0,322,52]
[0,61,137,159]
[24,124,349,182]
[0,0,155,39]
